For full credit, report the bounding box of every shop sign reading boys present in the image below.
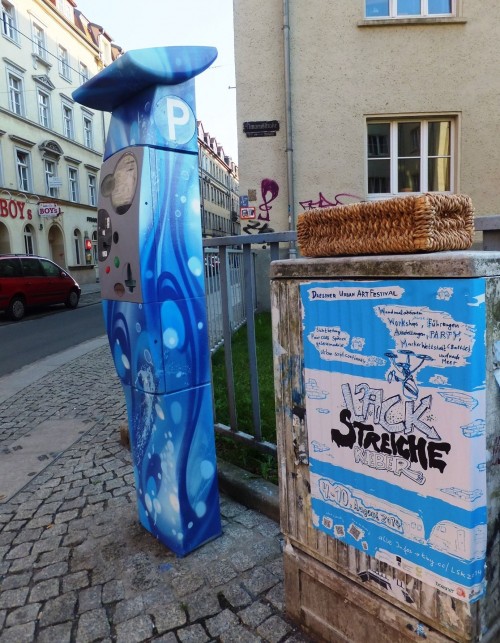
[38,203,61,218]
[301,279,487,603]
[0,198,33,220]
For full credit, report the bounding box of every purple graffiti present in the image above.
[243,178,279,235]
[259,179,279,221]
[299,192,363,211]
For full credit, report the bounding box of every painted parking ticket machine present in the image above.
[72,47,222,556]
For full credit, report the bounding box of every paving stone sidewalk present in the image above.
[0,341,311,642]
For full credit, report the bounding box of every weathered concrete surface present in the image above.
[270,250,500,642]
[271,251,500,279]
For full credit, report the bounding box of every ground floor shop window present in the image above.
[24,224,36,255]
[74,228,82,264]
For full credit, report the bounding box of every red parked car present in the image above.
[0,254,81,321]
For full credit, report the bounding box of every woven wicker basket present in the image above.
[297,193,474,257]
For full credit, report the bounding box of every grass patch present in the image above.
[211,312,278,484]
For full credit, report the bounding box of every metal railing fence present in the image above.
[203,232,295,455]
[204,248,247,351]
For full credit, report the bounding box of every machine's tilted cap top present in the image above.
[72,46,218,112]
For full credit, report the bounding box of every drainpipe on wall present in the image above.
[283,0,296,259]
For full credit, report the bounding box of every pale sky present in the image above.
[74,0,238,161]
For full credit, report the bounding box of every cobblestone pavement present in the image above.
[0,315,311,642]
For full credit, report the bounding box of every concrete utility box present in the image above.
[271,252,500,643]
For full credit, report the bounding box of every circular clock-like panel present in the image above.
[111,153,138,215]
[100,173,115,197]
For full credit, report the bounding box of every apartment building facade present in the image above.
[233,1,497,239]
[0,1,238,285]
[0,0,119,282]
[198,121,240,238]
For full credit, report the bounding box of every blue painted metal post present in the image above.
[73,47,222,556]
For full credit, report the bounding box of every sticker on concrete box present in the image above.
[301,279,487,603]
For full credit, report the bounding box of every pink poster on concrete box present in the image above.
[300,278,486,603]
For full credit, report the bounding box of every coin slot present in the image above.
[124,263,137,293]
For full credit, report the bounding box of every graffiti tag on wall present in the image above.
[299,192,363,211]
[242,182,363,234]
[243,178,279,234]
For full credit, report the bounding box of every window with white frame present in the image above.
[7,70,24,115]
[367,118,453,196]
[74,229,82,264]
[2,1,18,42]
[32,23,46,58]
[365,0,454,18]
[79,62,89,83]
[24,224,36,255]
[83,115,93,148]
[88,173,97,206]
[44,159,58,197]
[37,89,51,128]
[62,102,74,139]
[68,167,79,202]
[100,38,111,66]
[16,149,31,192]
[58,45,71,80]
[57,0,74,21]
